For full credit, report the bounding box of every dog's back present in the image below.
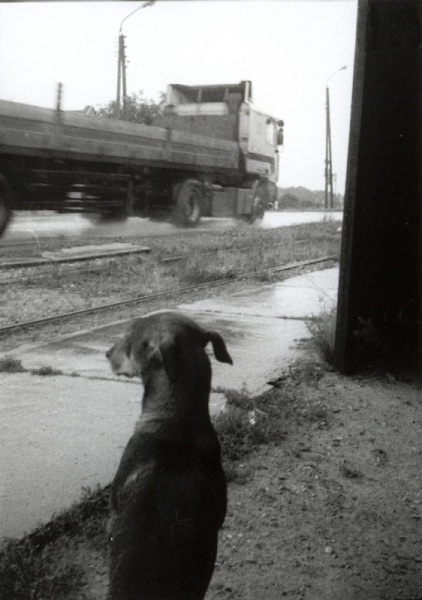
[106,311,232,600]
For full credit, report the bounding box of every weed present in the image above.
[0,536,83,600]
[307,307,337,365]
[24,486,109,549]
[30,365,64,376]
[215,407,260,461]
[0,487,109,600]
[224,385,255,411]
[0,355,27,373]
[282,360,327,386]
[214,387,285,462]
[223,461,252,484]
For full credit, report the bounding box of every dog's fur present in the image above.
[106,311,232,600]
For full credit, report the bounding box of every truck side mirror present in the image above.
[277,128,284,146]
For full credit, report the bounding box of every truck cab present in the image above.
[154,80,284,189]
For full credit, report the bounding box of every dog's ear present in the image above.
[206,331,233,364]
[156,337,180,382]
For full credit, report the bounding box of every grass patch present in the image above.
[0,487,109,600]
[215,407,264,462]
[0,355,27,373]
[176,221,340,286]
[307,307,337,366]
[214,386,289,472]
[0,537,83,600]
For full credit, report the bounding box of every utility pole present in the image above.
[115,1,155,120]
[116,33,127,119]
[56,81,63,123]
[325,65,347,209]
[325,86,334,209]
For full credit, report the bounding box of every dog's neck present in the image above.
[139,370,212,433]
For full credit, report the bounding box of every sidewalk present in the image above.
[0,267,338,540]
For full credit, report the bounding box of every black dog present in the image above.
[106,311,233,600]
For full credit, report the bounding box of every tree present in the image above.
[98,91,163,124]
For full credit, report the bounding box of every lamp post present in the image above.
[116,1,155,119]
[325,65,347,209]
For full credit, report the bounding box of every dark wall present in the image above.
[335,0,422,373]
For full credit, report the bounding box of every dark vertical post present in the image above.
[325,86,334,209]
[116,33,123,119]
[121,34,128,120]
[326,88,334,209]
[325,87,329,209]
[334,0,422,374]
[55,82,63,124]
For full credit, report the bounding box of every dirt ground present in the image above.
[208,367,422,600]
[57,358,422,600]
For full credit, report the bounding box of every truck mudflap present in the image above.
[210,186,253,218]
[209,181,268,222]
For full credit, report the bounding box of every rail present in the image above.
[0,255,337,335]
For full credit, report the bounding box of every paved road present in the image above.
[2,210,342,243]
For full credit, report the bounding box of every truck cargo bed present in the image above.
[0,99,239,173]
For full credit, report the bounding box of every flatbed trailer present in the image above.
[0,81,283,235]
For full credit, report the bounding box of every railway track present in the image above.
[0,246,151,270]
[0,255,337,335]
[1,238,311,273]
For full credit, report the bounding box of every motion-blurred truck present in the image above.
[0,80,283,236]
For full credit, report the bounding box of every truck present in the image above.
[0,80,283,236]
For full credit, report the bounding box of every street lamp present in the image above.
[325,65,347,209]
[116,1,156,119]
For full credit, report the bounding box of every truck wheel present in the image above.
[173,179,202,226]
[246,190,266,224]
[0,174,13,236]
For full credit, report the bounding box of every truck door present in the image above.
[238,105,279,182]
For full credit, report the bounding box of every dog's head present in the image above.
[106,311,232,383]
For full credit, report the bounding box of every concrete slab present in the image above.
[179,267,338,319]
[0,267,339,540]
[0,374,140,539]
[0,373,226,539]
[9,314,309,395]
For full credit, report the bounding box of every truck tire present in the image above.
[98,178,134,222]
[173,179,202,226]
[246,185,266,224]
[0,174,13,236]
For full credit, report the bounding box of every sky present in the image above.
[0,1,358,193]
